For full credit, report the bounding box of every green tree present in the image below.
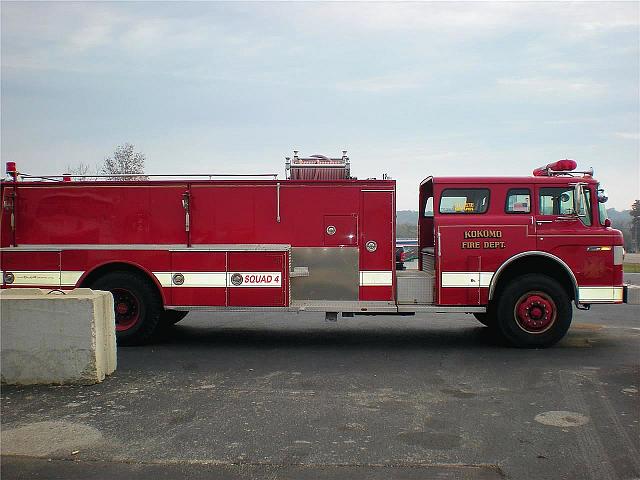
[631,200,640,253]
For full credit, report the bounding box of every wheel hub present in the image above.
[112,288,141,332]
[116,302,129,315]
[515,293,556,334]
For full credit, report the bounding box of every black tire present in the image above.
[473,311,496,328]
[161,310,188,325]
[90,270,162,345]
[496,273,572,348]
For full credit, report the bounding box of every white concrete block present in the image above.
[1,288,116,385]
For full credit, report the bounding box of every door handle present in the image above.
[536,220,552,225]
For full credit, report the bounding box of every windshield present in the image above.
[597,185,609,225]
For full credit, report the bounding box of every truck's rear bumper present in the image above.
[623,284,640,305]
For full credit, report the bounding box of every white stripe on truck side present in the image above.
[360,271,393,286]
[4,270,84,287]
[440,272,494,288]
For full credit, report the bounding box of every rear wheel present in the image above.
[496,274,572,348]
[161,310,188,325]
[91,271,162,345]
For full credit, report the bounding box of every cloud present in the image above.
[497,77,606,98]
[335,74,426,93]
[614,132,640,140]
[290,2,639,37]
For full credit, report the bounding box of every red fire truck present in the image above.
[0,154,631,347]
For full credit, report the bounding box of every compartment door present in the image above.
[324,215,357,246]
[227,252,287,307]
[170,251,226,306]
[1,250,66,288]
[360,190,394,301]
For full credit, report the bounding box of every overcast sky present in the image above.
[2,1,638,210]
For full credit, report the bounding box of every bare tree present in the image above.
[101,143,147,181]
[65,162,99,181]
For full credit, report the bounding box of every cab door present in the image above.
[535,184,593,254]
[535,184,614,295]
[436,186,537,306]
[436,187,491,306]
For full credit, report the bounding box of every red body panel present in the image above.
[13,184,187,245]
[227,252,287,307]
[170,251,226,306]
[323,215,358,246]
[1,169,622,311]
[1,179,396,307]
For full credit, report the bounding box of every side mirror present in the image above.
[573,184,585,216]
[604,218,611,228]
[598,190,608,203]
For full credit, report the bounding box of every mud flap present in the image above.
[624,285,640,305]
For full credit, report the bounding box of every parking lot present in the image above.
[2,281,639,480]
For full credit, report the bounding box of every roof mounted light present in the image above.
[6,161,17,181]
[533,159,577,176]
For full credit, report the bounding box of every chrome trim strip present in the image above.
[1,244,186,251]
[397,305,486,313]
[170,244,291,252]
[165,301,397,312]
[0,247,63,252]
[165,306,299,312]
[488,251,578,301]
[1,244,291,252]
[291,300,397,312]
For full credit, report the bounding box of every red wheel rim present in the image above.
[514,291,556,334]
[112,288,141,332]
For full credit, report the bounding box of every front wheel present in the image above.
[91,271,162,345]
[496,274,572,348]
[473,310,496,328]
[161,310,188,325]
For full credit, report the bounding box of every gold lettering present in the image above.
[464,230,502,239]
[482,241,507,249]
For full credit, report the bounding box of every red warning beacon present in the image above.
[532,159,578,176]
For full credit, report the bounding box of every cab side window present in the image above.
[423,197,434,217]
[505,189,531,213]
[439,189,490,214]
[539,187,575,215]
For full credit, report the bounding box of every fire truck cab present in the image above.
[415,159,626,346]
[0,156,631,348]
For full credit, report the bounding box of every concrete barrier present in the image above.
[1,288,116,385]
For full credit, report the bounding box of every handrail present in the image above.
[16,173,279,181]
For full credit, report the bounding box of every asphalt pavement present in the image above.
[2,276,639,480]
